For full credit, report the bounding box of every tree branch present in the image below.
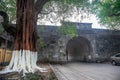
[35,0,50,15]
[109,12,120,17]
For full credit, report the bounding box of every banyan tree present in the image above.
[0,0,46,74]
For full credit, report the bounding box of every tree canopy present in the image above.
[0,0,90,23]
[90,0,120,30]
[0,0,120,30]
[0,0,16,23]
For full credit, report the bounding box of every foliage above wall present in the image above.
[58,22,78,37]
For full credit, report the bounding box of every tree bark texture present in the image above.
[14,0,37,51]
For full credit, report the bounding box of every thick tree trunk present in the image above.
[0,0,46,74]
[15,0,37,51]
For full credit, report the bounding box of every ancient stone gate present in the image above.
[37,22,120,62]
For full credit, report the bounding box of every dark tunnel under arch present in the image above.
[66,36,93,62]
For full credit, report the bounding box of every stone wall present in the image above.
[94,34,120,62]
[37,23,120,62]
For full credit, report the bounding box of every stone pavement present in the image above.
[50,62,120,80]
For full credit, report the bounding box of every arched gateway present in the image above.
[66,36,93,62]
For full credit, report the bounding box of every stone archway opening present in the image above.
[66,36,92,62]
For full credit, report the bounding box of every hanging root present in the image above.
[0,50,47,75]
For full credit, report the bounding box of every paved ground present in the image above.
[51,62,120,80]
